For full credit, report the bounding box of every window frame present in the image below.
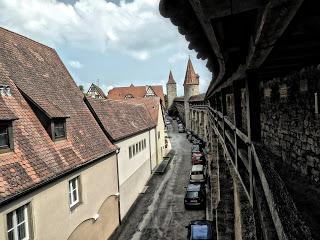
[0,121,14,153]
[6,204,31,240]
[69,177,81,210]
[51,119,66,141]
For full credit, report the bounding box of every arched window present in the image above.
[125,94,134,99]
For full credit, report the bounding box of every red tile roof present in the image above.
[184,58,199,85]
[0,27,116,203]
[0,97,18,120]
[127,97,161,125]
[86,98,156,142]
[108,85,165,103]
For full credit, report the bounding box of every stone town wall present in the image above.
[260,65,320,183]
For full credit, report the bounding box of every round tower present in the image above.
[184,58,200,129]
[166,70,177,109]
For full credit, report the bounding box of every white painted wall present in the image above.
[156,104,166,164]
[0,154,119,240]
[116,128,156,219]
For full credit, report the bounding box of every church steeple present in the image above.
[167,70,176,84]
[184,58,199,85]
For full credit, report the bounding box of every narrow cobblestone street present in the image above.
[111,121,205,240]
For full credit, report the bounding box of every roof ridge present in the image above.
[0,27,54,51]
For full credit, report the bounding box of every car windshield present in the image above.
[191,225,212,239]
[186,191,198,198]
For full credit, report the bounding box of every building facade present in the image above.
[86,98,157,220]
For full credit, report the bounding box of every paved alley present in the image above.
[111,121,205,240]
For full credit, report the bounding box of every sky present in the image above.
[0,0,212,96]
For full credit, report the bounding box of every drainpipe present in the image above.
[115,148,121,224]
[148,130,153,173]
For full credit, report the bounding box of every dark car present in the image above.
[184,184,206,209]
[186,220,214,240]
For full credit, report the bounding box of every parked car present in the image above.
[192,154,206,165]
[178,125,185,133]
[191,144,201,153]
[186,220,214,240]
[184,184,206,209]
[190,164,206,183]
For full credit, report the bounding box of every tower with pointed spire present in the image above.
[166,70,177,109]
[184,58,200,129]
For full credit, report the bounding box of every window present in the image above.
[129,146,132,159]
[0,124,10,149]
[0,122,13,153]
[139,142,141,152]
[158,131,160,139]
[144,139,146,148]
[7,205,31,240]
[53,120,66,140]
[69,177,80,208]
[136,143,138,153]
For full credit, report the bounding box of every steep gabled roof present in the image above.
[108,85,165,103]
[127,97,161,125]
[184,58,199,85]
[86,98,156,142]
[87,83,107,98]
[167,71,176,84]
[0,27,116,203]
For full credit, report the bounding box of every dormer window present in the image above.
[52,119,66,141]
[0,121,13,153]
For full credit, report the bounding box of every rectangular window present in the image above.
[7,205,30,240]
[69,177,80,208]
[0,124,10,150]
[142,140,144,150]
[133,144,135,156]
[144,139,146,148]
[136,143,138,153]
[158,131,160,139]
[129,146,132,159]
[53,120,66,140]
[139,142,141,152]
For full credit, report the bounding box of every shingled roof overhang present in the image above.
[160,0,319,98]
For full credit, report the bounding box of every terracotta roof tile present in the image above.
[87,98,156,142]
[0,97,18,120]
[173,96,185,102]
[0,27,116,203]
[184,58,199,85]
[108,85,165,103]
[127,97,161,125]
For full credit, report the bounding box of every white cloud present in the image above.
[0,0,181,60]
[69,60,83,69]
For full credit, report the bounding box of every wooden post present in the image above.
[233,81,242,169]
[246,69,261,203]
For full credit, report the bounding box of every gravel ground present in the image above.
[110,121,205,240]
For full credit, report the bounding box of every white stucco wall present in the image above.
[116,128,156,219]
[156,104,166,164]
[0,154,119,240]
